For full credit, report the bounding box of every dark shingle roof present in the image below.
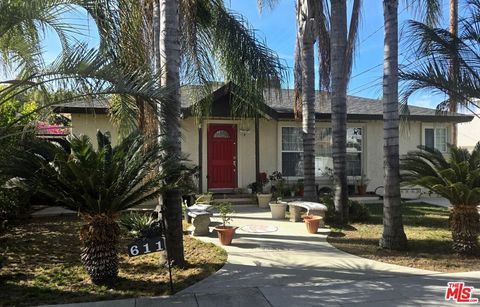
[53,85,473,123]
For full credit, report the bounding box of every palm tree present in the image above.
[0,0,79,75]
[295,0,316,202]
[449,0,459,145]
[380,0,408,250]
[153,0,287,264]
[401,0,480,115]
[381,0,443,250]
[293,0,360,210]
[330,0,360,222]
[0,131,188,284]
[401,144,480,254]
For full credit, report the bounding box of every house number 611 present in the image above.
[128,237,165,257]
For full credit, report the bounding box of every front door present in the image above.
[207,124,237,189]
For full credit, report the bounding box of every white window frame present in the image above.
[277,122,365,179]
[422,124,450,153]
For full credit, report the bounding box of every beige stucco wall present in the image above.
[458,116,480,152]
[71,113,119,147]
[69,113,454,194]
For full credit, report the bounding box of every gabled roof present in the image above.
[53,83,474,123]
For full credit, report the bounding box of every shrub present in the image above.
[349,200,370,223]
[321,194,370,225]
[120,212,162,238]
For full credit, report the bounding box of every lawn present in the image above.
[0,215,227,306]
[327,202,480,272]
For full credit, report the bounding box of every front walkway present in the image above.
[46,204,480,307]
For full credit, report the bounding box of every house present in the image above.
[54,83,473,195]
[458,108,479,152]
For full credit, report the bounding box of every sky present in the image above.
[41,0,462,110]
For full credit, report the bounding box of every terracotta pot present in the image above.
[215,226,237,245]
[304,215,322,234]
[269,201,287,219]
[257,193,272,208]
[357,185,367,195]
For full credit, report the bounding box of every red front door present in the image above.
[207,124,237,189]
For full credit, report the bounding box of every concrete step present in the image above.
[211,197,255,205]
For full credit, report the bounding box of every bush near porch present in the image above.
[0,216,226,306]
[327,202,480,272]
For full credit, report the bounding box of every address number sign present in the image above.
[127,236,166,257]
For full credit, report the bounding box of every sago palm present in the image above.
[401,144,480,255]
[0,131,187,284]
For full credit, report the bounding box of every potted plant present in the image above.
[247,182,259,194]
[304,215,323,234]
[256,172,272,208]
[356,174,370,195]
[269,171,285,198]
[269,198,287,219]
[295,179,304,197]
[214,201,237,245]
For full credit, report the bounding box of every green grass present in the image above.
[327,202,480,272]
[0,216,227,306]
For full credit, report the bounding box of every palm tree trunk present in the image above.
[330,0,349,222]
[449,0,458,145]
[301,38,316,202]
[80,214,120,285]
[379,0,407,250]
[159,0,184,265]
[296,0,316,202]
[451,205,479,254]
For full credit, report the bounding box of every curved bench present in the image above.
[187,204,214,236]
[288,201,328,227]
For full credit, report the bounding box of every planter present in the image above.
[214,226,238,245]
[247,188,253,194]
[196,194,213,203]
[269,201,287,219]
[304,215,322,234]
[257,193,272,208]
[290,191,295,197]
[357,185,367,195]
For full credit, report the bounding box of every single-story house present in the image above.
[54,83,473,195]
[458,108,480,152]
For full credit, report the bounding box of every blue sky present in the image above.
[41,0,460,109]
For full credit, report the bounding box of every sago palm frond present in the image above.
[0,130,192,215]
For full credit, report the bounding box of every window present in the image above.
[346,128,362,176]
[425,127,448,152]
[281,127,303,176]
[315,128,333,176]
[281,126,363,177]
[213,130,230,138]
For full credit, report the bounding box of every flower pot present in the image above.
[290,191,295,197]
[215,226,237,245]
[247,188,253,194]
[357,185,367,195]
[269,201,287,219]
[257,193,272,208]
[304,215,322,234]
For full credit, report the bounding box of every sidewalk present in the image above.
[44,205,480,307]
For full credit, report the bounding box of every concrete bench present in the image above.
[187,204,214,236]
[288,201,328,226]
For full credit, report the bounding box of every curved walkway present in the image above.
[177,205,480,307]
[47,205,480,307]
